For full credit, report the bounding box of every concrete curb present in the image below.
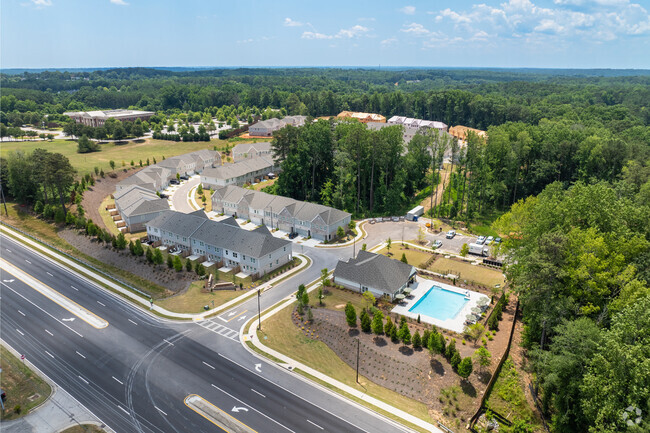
[314,221,367,249]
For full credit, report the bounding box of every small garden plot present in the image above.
[428,257,505,287]
[375,244,434,267]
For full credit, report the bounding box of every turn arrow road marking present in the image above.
[231,406,249,413]
[254,363,262,373]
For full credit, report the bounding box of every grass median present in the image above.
[0,346,52,421]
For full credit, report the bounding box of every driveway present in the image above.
[168,176,200,213]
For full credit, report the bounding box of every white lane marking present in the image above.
[216,353,371,433]
[307,420,324,430]
[71,285,78,291]
[45,329,53,336]
[25,259,31,264]
[76,351,86,359]
[202,361,215,370]
[128,319,138,325]
[78,375,89,385]
[2,282,83,338]
[97,301,106,307]
[211,383,296,433]
[18,310,25,316]
[16,328,24,336]
[6,249,11,252]
[118,405,129,415]
[46,272,53,277]
[112,376,123,385]
[251,388,266,398]
[45,350,54,359]
[163,339,174,346]
[155,406,168,416]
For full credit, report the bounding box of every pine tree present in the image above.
[360,310,371,332]
[196,262,205,276]
[167,254,173,268]
[153,248,163,265]
[173,256,182,272]
[390,325,399,342]
[413,331,422,348]
[451,351,462,370]
[185,259,193,272]
[146,247,154,263]
[457,357,473,379]
[399,322,411,345]
[372,311,384,335]
[344,302,357,327]
[385,316,394,336]
[446,339,457,360]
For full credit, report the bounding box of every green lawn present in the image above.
[376,244,434,268]
[429,257,505,287]
[0,346,52,421]
[157,281,245,314]
[0,138,221,176]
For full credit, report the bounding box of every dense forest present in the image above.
[1,68,649,433]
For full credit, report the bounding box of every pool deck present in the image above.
[391,277,490,333]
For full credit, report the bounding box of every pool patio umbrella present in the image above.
[395,294,406,301]
[403,287,413,295]
[477,297,490,306]
[471,306,482,314]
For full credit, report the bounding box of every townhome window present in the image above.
[232,252,238,258]
[268,254,271,259]
[251,258,256,263]
[200,242,204,247]
[183,237,187,242]
[242,255,246,260]
[283,247,286,252]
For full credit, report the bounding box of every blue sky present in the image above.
[2,0,649,69]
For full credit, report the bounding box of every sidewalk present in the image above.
[1,340,109,433]
[242,292,442,433]
[0,224,310,321]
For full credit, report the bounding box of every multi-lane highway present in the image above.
[0,233,412,433]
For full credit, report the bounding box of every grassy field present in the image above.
[376,244,434,268]
[257,305,434,424]
[320,286,370,312]
[0,346,52,421]
[156,281,245,314]
[429,257,505,287]
[485,358,543,432]
[0,137,261,176]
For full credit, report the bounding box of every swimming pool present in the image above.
[408,286,468,321]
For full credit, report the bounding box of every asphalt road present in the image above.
[0,234,412,433]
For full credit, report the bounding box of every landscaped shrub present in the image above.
[451,351,462,370]
[345,302,357,327]
[360,310,371,332]
[413,331,422,348]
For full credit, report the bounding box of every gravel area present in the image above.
[59,228,193,293]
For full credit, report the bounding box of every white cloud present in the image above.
[401,23,430,35]
[337,25,369,38]
[284,17,303,27]
[302,25,370,40]
[400,6,416,15]
[110,0,128,5]
[237,38,254,44]
[381,37,398,46]
[302,31,333,40]
[28,0,52,7]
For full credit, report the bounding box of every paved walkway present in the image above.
[1,340,109,433]
[0,225,309,321]
[242,282,443,433]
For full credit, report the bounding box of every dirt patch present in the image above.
[334,304,345,309]
[81,167,143,231]
[58,228,191,294]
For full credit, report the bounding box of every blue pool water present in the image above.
[409,286,468,321]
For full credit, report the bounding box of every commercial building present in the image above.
[387,116,447,132]
[146,210,292,277]
[64,109,155,127]
[200,157,276,189]
[333,251,417,301]
[232,141,273,161]
[248,116,307,137]
[337,111,386,123]
[211,185,351,241]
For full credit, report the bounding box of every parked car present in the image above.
[392,216,399,222]
[179,175,189,180]
[486,236,494,245]
[494,237,502,244]
[432,240,443,249]
[446,230,456,239]
[369,218,376,224]
[169,179,179,185]
[288,232,298,239]
[477,236,486,245]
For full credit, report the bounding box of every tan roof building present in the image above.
[449,125,487,141]
[337,111,386,123]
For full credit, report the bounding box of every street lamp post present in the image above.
[356,338,360,384]
[257,288,262,330]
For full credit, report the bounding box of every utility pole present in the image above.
[0,183,8,217]
[356,338,360,384]
[257,288,262,330]
[353,235,356,258]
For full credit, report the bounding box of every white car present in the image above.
[432,240,443,249]
[486,236,494,245]
[446,230,456,239]
[477,236,486,245]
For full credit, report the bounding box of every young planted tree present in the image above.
[318,287,324,306]
[134,240,144,256]
[115,232,127,250]
[446,338,457,360]
[301,291,309,307]
[362,291,375,309]
[360,309,371,332]
[372,311,384,335]
[451,351,462,370]
[337,226,345,240]
[146,247,154,263]
[413,331,422,349]
[153,248,164,265]
[320,268,329,287]
[473,346,492,375]
[384,316,394,336]
[167,254,173,269]
[464,323,485,347]
[457,357,473,380]
[185,259,193,272]
[344,302,357,327]
[398,321,411,345]
[173,256,183,272]
[400,253,408,264]
[390,324,399,342]
[196,263,205,277]
[296,284,306,303]
[386,237,392,255]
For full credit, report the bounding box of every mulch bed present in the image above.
[290,297,517,425]
[59,228,192,293]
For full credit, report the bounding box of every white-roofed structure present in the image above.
[64,109,155,127]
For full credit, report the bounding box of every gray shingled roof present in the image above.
[232,141,272,155]
[115,186,167,218]
[202,157,274,181]
[333,250,415,294]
